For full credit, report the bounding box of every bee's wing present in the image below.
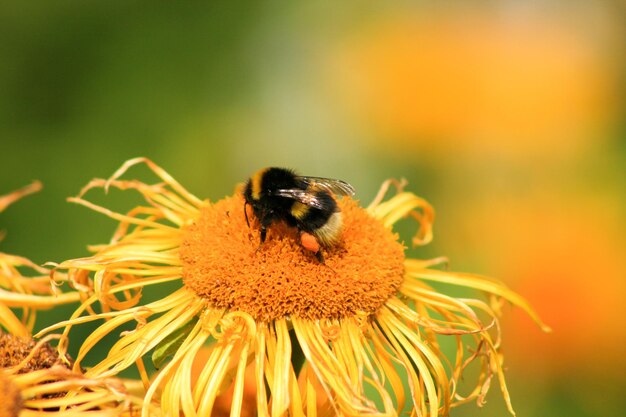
[273,189,328,210]
[297,176,356,197]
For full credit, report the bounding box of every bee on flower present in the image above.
[40,158,549,416]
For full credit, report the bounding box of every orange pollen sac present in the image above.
[300,232,320,253]
[180,194,405,322]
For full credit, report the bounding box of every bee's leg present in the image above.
[254,227,267,256]
[254,216,272,255]
[317,250,336,273]
[315,250,325,264]
[253,210,271,245]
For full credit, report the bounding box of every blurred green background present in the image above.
[1,1,625,416]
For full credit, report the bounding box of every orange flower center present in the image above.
[0,333,70,372]
[180,194,405,321]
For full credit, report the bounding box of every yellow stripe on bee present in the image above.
[291,202,309,219]
[251,167,270,200]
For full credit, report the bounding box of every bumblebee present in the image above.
[243,167,355,263]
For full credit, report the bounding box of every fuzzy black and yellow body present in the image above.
[243,167,355,262]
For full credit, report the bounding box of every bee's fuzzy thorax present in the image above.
[249,167,270,200]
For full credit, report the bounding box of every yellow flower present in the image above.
[39,158,548,416]
[1,183,147,416]
[0,183,80,337]
[0,332,151,416]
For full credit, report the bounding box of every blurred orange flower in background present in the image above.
[331,6,620,158]
[452,192,626,377]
